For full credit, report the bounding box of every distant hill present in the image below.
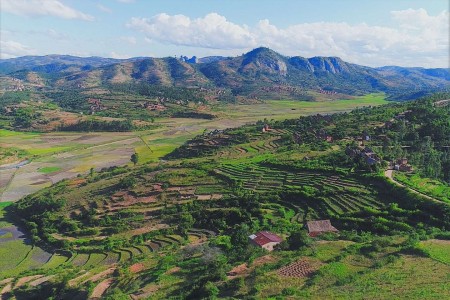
[1,47,449,99]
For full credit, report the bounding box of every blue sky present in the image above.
[1,0,448,67]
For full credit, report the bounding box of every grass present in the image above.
[0,202,12,209]
[27,146,72,156]
[0,232,13,239]
[221,93,388,121]
[38,166,61,174]
[419,240,450,264]
[313,241,354,262]
[0,129,39,138]
[0,202,13,228]
[43,253,70,269]
[0,240,33,276]
[307,255,450,299]
[85,253,107,267]
[394,172,450,203]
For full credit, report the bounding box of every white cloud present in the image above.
[97,4,112,14]
[0,40,36,59]
[127,13,257,49]
[2,0,94,21]
[120,36,137,45]
[127,9,449,67]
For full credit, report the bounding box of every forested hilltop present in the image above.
[2,93,449,299]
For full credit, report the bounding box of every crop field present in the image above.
[220,93,388,122]
[238,239,450,299]
[215,162,384,217]
[0,231,201,284]
[0,131,140,202]
[0,94,387,202]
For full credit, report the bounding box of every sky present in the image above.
[1,0,449,68]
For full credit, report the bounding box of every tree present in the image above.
[131,152,139,166]
[178,212,194,236]
[287,230,312,249]
[119,176,136,188]
[204,281,219,299]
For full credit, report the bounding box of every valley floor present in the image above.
[0,95,388,202]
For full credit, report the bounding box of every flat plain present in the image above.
[0,95,388,202]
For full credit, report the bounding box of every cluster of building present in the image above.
[1,77,26,92]
[346,144,385,166]
[394,158,413,172]
[87,98,105,114]
[317,89,337,95]
[261,124,271,133]
[384,110,413,129]
[248,220,338,251]
[137,101,166,111]
[260,85,301,94]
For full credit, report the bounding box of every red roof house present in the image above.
[306,220,338,237]
[249,231,283,251]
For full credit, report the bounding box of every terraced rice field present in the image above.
[0,231,207,297]
[215,163,384,216]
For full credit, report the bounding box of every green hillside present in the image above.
[1,93,449,299]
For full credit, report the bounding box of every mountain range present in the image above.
[1,47,449,99]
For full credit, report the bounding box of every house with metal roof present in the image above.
[249,231,283,251]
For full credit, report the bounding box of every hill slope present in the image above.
[1,48,449,99]
[3,94,450,299]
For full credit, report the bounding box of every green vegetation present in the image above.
[419,240,450,264]
[1,93,450,299]
[27,146,72,156]
[38,166,61,174]
[394,172,450,203]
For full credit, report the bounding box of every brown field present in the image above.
[91,278,114,299]
[277,258,320,278]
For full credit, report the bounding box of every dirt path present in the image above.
[384,169,448,205]
[82,267,116,284]
[0,169,17,199]
[81,137,138,151]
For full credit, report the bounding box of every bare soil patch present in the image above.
[227,255,277,278]
[0,278,13,286]
[0,283,12,295]
[277,258,319,278]
[253,255,277,266]
[72,135,100,142]
[29,275,55,287]
[427,239,450,245]
[165,266,181,275]
[131,283,160,300]
[82,267,116,284]
[30,180,49,186]
[129,263,146,273]
[91,278,114,299]
[68,271,91,287]
[15,275,44,288]
[122,224,169,238]
[68,178,87,187]
[111,191,157,208]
